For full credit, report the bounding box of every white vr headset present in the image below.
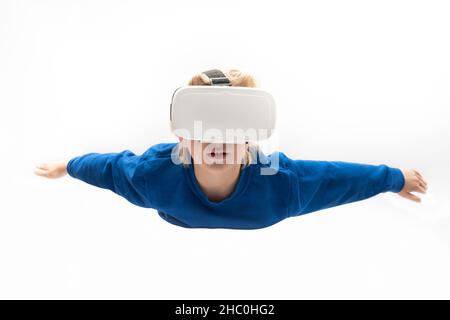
[169,69,276,144]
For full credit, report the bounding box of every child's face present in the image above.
[183,139,246,169]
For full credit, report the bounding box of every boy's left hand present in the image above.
[34,161,68,179]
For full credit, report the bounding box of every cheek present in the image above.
[234,145,246,157]
[190,142,205,162]
[185,141,197,157]
[189,141,200,153]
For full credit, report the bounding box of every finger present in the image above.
[413,170,423,179]
[415,185,427,194]
[419,181,427,190]
[420,177,428,186]
[34,168,48,176]
[36,163,49,169]
[414,170,425,179]
[404,192,421,202]
[35,166,48,172]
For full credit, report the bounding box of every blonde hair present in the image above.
[177,68,260,168]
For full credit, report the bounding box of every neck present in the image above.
[193,163,243,202]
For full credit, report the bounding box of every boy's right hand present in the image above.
[397,168,428,203]
[34,161,68,179]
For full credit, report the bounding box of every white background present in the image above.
[1,0,449,299]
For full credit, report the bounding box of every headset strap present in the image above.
[202,69,231,86]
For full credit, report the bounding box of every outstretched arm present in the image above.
[35,150,150,208]
[287,159,427,217]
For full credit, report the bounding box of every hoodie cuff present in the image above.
[387,167,405,193]
[66,157,76,178]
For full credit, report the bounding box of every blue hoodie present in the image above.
[67,143,405,230]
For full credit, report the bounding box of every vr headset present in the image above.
[169,69,276,144]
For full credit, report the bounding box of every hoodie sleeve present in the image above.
[287,159,405,217]
[66,150,150,208]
